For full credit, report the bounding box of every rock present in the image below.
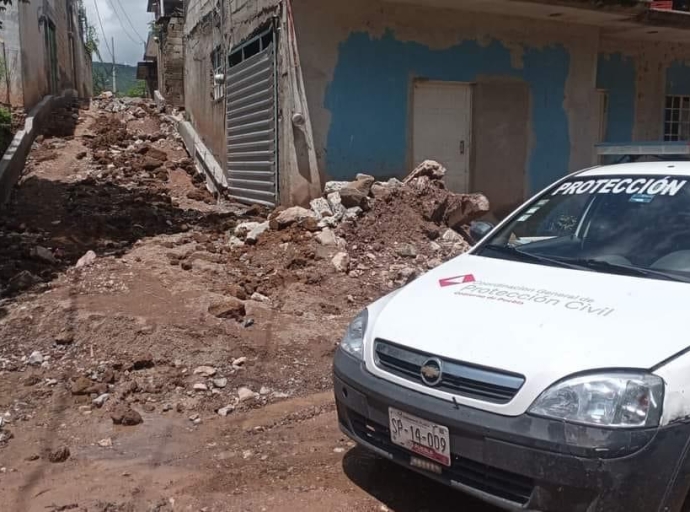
[92,393,110,408]
[424,226,441,240]
[227,236,245,249]
[326,192,347,218]
[232,357,247,368]
[333,447,346,454]
[259,386,271,396]
[250,292,271,303]
[144,146,168,162]
[101,368,116,384]
[275,207,316,229]
[226,284,247,301]
[208,298,246,320]
[181,261,193,271]
[97,438,113,448]
[339,187,368,209]
[8,270,41,292]
[162,403,172,412]
[193,366,216,377]
[244,318,255,328]
[318,216,339,229]
[111,405,143,426]
[23,375,40,386]
[370,183,390,199]
[193,383,208,391]
[396,243,417,258]
[310,198,333,219]
[350,174,375,196]
[387,178,404,188]
[429,241,442,252]
[445,193,490,229]
[55,330,74,346]
[27,351,43,366]
[48,446,70,463]
[332,252,350,273]
[32,246,56,264]
[441,228,464,243]
[75,250,97,269]
[404,160,447,183]
[217,404,235,417]
[245,222,270,245]
[142,157,165,170]
[427,258,443,269]
[212,378,228,389]
[237,386,257,402]
[129,353,154,371]
[316,228,337,246]
[234,222,260,238]
[301,216,319,232]
[344,207,363,222]
[324,181,350,194]
[76,151,87,160]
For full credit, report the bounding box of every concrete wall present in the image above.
[598,38,690,144]
[291,0,603,214]
[158,16,184,106]
[18,0,49,110]
[183,0,226,169]
[0,4,25,107]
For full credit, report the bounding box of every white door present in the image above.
[412,81,472,193]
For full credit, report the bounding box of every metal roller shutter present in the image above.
[226,33,277,207]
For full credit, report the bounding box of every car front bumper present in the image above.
[333,348,690,512]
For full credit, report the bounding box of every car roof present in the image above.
[576,161,690,178]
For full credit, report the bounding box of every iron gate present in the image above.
[226,29,278,207]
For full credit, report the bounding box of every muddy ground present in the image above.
[0,100,497,512]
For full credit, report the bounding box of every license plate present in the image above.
[388,407,451,467]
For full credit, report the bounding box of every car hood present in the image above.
[364,254,690,416]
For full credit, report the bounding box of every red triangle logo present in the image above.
[439,274,475,287]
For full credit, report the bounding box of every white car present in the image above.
[333,162,690,512]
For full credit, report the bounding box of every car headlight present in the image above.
[529,372,664,428]
[339,310,368,360]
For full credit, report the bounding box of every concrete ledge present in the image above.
[0,89,79,205]
[176,119,227,195]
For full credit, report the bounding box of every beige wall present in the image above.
[0,4,25,107]
[18,0,48,110]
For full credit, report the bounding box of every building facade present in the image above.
[0,0,93,110]
[181,0,690,214]
[147,0,184,107]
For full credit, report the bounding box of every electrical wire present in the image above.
[113,0,147,44]
[105,0,143,45]
[92,0,114,62]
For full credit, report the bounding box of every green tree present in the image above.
[126,80,147,98]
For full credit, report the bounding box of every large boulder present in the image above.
[339,187,369,210]
[444,193,490,229]
[324,181,350,194]
[274,206,316,229]
[350,174,375,196]
[403,160,446,184]
[310,197,333,219]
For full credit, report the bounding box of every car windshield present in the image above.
[475,173,690,283]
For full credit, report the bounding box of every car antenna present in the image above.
[452,396,460,410]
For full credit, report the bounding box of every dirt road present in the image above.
[0,99,497,512]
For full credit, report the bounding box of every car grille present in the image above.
[349,411,534,505]
[374,340,525,404]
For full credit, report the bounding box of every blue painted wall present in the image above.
[324,30,570,194]
[596,53,635,143]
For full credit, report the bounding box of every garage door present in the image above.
[226,29,277,206]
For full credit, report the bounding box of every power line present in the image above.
[92,0,114,62]
[114,0,147,44]
[105,0,142,45]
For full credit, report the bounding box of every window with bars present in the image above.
[211,47,224,101]
[664,95,690,141]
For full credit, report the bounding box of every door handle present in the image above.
[459,140,465,155]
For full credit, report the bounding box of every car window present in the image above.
[477,174,690,280]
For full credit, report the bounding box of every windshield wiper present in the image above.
[481,244,585,270]
[553,258,690,283]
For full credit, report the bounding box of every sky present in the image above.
[84,0,153,66]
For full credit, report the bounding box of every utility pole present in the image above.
[111,37,117,94]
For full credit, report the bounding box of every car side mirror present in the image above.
[469,221,494,243]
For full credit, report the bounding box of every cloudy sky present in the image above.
[84,0,153,65]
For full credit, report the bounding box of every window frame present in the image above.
[664,95,690,142]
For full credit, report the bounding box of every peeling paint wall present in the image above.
[18,1,49,110]
[158,16,185,106]
[599,38,690,144]
[0,5,24,107]
[291,0,601,212]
